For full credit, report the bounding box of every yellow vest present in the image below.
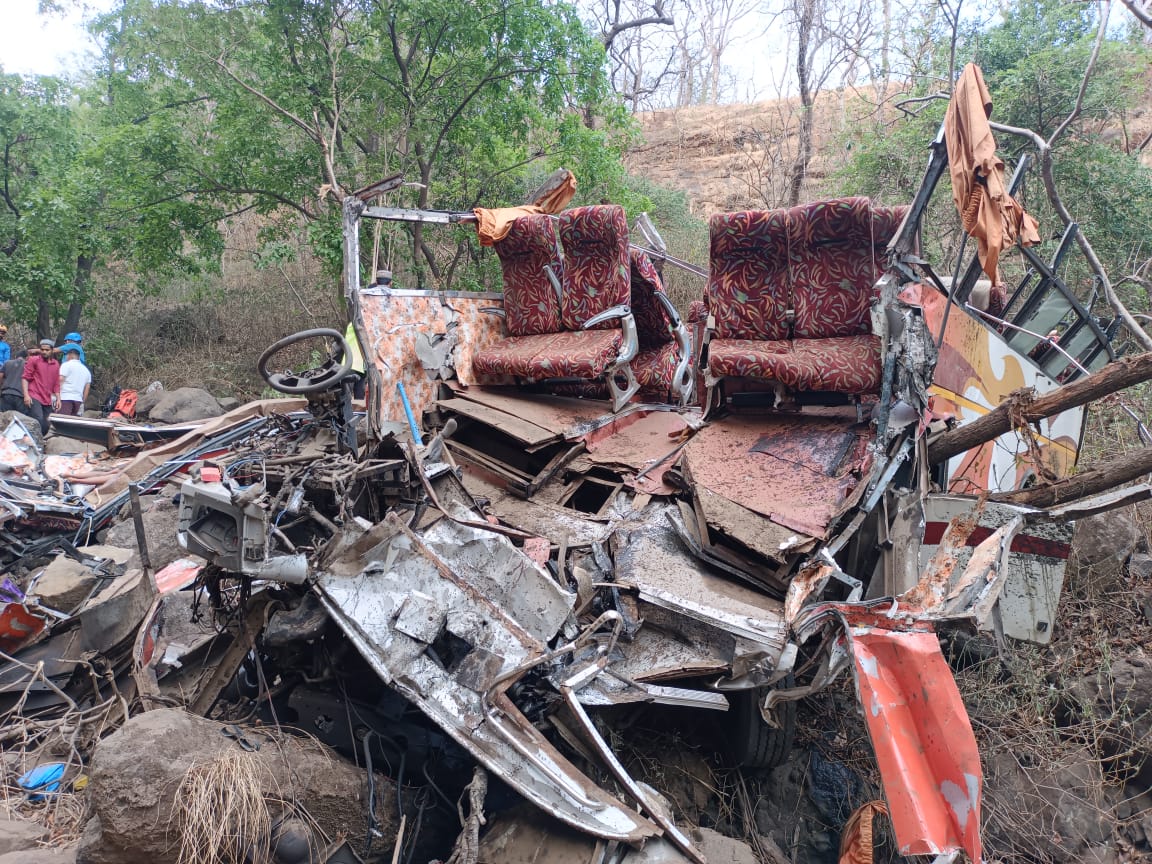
[345,322,366,375]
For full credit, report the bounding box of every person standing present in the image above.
[0,325,10,365]
[57,331,85,365]
[0,347,29,413]
[58,348,91,416]
[22,339,61,433]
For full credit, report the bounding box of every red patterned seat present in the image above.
[704,197,907,399]
[493,214,563,336]
[474,205,641,410]
[707,335,883,393]
[472,330,622,379]
[628,249,694,403]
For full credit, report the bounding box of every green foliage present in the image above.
[836,0,1152,303]
[89,0,630,289]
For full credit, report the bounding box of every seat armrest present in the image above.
[582,304,631,329]
[652,290,684,328]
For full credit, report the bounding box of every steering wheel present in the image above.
[257,328,354,395]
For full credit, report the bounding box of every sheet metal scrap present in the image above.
[316,511,661,843]
[788,517,1024,863]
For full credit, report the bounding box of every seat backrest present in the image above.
[557,205,630,330]
[494,214,564,336]
[790,197,905,339]
[706,209,792,340]
[629,249,673,351]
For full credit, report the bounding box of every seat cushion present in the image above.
[558,205,630,330]
[473,330,622,380]
[494,214,563,336]
[633,342,679,393]
[708,335,882,394]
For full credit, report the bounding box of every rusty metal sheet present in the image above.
[317,513,657,843]
[693,484,816,565]
[920,495,1070,643]
[458,473,613,548]
[682,412,873,538]
[437,397,559,447]
[846,626,982,862]
[359,291,506,425]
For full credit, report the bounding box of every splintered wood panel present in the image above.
[449,386,618,437]
[683,412,873,539]
[438,398,558,447]
[693,484,814,563]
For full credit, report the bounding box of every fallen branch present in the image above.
[989,445,1152,508]
[927,351,1152,464]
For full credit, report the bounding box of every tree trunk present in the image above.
[927,351,1152,465]
[989,445,1152,508]
[787,0,816,207]
[36,298,52,342]
[57,253,93,343]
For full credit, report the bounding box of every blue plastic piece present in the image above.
[396,381,421,444]
[18,762,66,801]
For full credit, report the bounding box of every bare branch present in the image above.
[1120,0,1152,28]
[1048,0,1111,144]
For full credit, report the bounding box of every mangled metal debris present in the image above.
[5,65,1152,864]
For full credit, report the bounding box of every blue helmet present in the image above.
[64,332,83,343]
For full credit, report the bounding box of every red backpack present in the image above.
[109,389,138,420]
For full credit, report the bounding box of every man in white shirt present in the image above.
[58,349,92,416]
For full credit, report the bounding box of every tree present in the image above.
[0,63,231,340]
[838,0,1152,346]
[93,0,630,291]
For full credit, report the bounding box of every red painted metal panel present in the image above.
[848,627,982,862]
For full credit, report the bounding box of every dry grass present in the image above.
[0,653,130,850]
[171,749,273,864]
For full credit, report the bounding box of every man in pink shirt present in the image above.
[22,338,61,434]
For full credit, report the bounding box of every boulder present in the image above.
[1129,552,1152,582]
[32,555,96,613]
[217,396,241,412]
[103,495,186,572]
[1069,508,1141,596]
[0,851,75,864]
[146,388,222,425]
[984,745,1114,863]
[76,708,394,864]
[0,814,45,855]
[133,384,165,418]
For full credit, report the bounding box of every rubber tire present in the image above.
[725,685,797,772]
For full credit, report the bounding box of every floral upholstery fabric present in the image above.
[788,198,903,340]
[707,209,792,340]
[688,299,708,325]
[558,205,631,330]
[493,214,563,336]
[707,199,908,343]
[473,329,621,380]
[552,342,681,402]
[708,335,883,395]
[630,249,673,351]
[634,342,680,395]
